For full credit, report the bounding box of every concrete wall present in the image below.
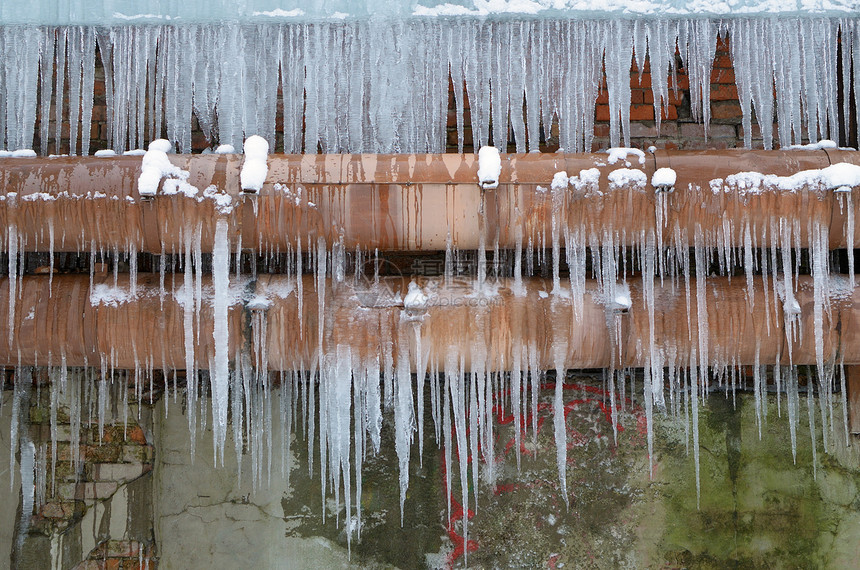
[3,379,860,568]
[153,394,359,569]
[149,383,860,569]
[0,392,21,570]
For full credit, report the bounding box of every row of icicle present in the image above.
[1,17,860,156]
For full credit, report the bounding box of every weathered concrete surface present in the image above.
[644,392,860,569]
[6,374,860,569]
[458,378,860,569]
[153,390,446,569]
[154,393,405,569]
[1,391,21,570]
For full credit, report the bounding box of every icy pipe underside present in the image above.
[1,273,859,370]
[1,17,860,156]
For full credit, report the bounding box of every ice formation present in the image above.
[1,7,860,556]
[1,156,857,549]
[1,18,860,155]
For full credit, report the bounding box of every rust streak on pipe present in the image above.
[1,150,859,252]
[0,274,856,370]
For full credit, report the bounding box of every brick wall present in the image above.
[450,36,752,153]
[16,372,157,569]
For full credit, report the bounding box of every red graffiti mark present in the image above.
[442,381,644,567]
[439,444,478,566]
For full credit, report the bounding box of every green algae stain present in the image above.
[653,392,860,569]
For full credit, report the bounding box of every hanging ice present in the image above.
[0,17,857,155]
[211,219,231,462]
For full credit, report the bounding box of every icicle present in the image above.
[7,223,18,344]
[808,377,818,479]
[847,192,855,290]
[211,218,230,463]
[678,20,716,138]
[690,351,701,509]
[604,20,634,147]
[645,20,673,135]
[839,359,850,447]
[17,439,35,552]
[552,340,569,508]
[753,341,762,439]
[38,29,54,157]
[331,345,353,553]
[693,228,709,378]
[451,353,469,561]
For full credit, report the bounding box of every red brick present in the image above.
[630,89,645,104]
[91,105,107,122]
[631,58,650,74]
[711,68,736,85]
[634,72,652,88]
[671,73,690,90]
[630,104,654,121]
[711,101,743,120]
[595,105,611,122]
[596,90,608,104]
[710,83,739,101]
[660,105,678,121]
[713,54,733,69]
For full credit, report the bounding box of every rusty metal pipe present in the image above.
[1,150,859,253]
[0,273,856,370]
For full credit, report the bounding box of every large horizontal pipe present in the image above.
[0,150,858,253]
[0,273,856,370]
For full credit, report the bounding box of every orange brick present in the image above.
[711,68,736,84]
[660,105,679,121]
[634,72,652,88]
[713,54,733,69]
[595,105,611,121]
[643,90,684,106]
[596,90,609,104]
[630,89,645,104]
[711,101,742,120]
[710,83,739,101]
[630,104,654,121]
